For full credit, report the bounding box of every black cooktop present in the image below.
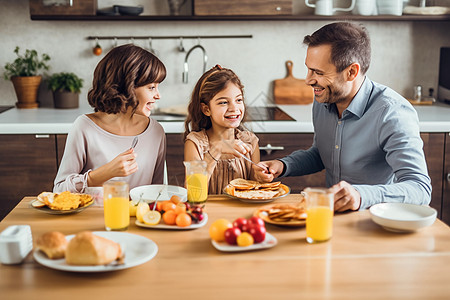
[0,106,13,114]
[246,106,295,121]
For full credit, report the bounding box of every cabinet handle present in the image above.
[260,143,284,155]
[35,134,50,139]
[447,173,450,182]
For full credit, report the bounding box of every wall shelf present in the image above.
[30,14,450,22]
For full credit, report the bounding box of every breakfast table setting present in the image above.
[1,183,450,300]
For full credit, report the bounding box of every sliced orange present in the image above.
[143,211,161,225]
[136,202,150,223]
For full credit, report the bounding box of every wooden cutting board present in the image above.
[273,60,314,105]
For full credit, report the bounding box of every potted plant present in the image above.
[48,72,83,109]
[3,47,51,109]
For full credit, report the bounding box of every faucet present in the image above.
[182,44,208,84]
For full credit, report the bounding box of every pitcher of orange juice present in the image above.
[304,187,334,243]
[184,161,208,204]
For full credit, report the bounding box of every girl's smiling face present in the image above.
[202,82,245,130]
[134,82,161,117]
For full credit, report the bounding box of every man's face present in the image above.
[305,44,350,105]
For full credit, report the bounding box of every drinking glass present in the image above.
[304,187,334,243]
[103,180,129,231]
[184,161,208,205]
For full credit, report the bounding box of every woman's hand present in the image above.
[87,149,138,186]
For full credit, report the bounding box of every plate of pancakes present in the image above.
[30,191,94,215]
[254,201,307,227]
[223,178,290,203]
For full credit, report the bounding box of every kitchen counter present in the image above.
[1,103,450,134]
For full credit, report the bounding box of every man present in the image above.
[255,22,431,211]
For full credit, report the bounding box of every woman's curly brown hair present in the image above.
[184,65,245,140]
[88,44,166,114]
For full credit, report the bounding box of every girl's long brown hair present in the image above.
[184,65,245,140]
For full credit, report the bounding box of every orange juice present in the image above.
[306,206,333,243]
[186,173,208,204]
[104,196,130,231]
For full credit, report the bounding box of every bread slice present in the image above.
[65,231,123,266]
[35,231,68,259]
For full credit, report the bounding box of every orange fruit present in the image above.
[162,201,176,212]
[209,219,233,242]
[163,210,177,225]
[156,201,163,211]
[237,232,254,247]
[174,203,186,215]
[143,211,161,225]
[176,213,192,227]
[170,195,182,204]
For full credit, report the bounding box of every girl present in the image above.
[184,65,260,194]
[54,44,167,198]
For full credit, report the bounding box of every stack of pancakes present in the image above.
[261,203,307,223]
[226,178,287,200]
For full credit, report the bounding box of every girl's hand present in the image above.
[220,139,252,157]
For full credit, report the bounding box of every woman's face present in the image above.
[202,82,245,131]
[134,83,161,117]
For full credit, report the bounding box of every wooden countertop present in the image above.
[1,195,450,299]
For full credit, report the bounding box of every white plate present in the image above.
[211,232,277,252]
[135,212,208,230]
[33,231,157,272]
[369,203,437,233]
[130,185,187,203]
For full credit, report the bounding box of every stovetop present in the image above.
[0,106,14,114]
[245,106,295,121]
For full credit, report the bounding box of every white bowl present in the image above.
[369,203,437,232]
[130,185,187,203]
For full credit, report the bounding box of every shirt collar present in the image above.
[344,76,373,119]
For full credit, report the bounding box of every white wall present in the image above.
[1,0,449,109]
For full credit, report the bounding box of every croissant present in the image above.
[65,231,123,266]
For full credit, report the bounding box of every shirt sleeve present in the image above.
[53,117,90,193]
[353,103,432,209]
[279,141,325,177]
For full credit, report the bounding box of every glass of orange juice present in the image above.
[304,187,334,243]
[184,161,208,205]
[103,180,130,231]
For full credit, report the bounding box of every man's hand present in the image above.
[253,160,284,183]
[329,181,361,212]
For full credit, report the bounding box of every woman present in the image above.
[54,44,167,200]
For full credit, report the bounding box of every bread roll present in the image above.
[65,231,122,266]
[35,231,68,259]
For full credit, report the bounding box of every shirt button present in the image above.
[335,145,339,149]
[338,121,342,125]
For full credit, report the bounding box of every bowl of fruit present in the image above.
[209,216,277,252]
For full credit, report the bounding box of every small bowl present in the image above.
[129,185,187,203]
[369,203,437,233]
[114,5,144,16]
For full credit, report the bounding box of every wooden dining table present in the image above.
[1,194,450,300]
